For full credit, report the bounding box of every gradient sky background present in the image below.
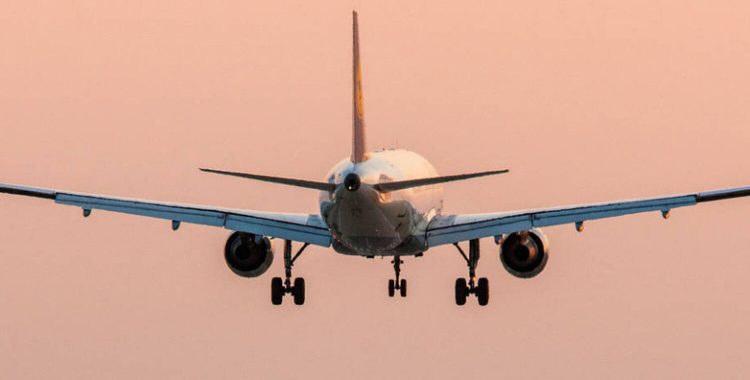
[2,1,750,379]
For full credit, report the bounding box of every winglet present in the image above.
[352,10,368,163]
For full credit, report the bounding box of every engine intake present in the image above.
[224,232,274,277]
[499,228,549,278]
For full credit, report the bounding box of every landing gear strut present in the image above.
[453,239,489,306]
[388,256,407,297]
[271,240,309,305]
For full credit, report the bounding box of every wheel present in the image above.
[388,279,395,297]
[400,279,407,297]
[293,277,305,305]
[477,277,489,306]
[271,277,284,305]
[455,278,467,305]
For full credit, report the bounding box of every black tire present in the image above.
[400,279,407,297]
[477,277,489,306]
[388,279,395,297]
[271,277,283,305]
[455,278,467,306]
[293,277,305,305]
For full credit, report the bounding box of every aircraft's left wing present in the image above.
[426,186,750,247]
[0,183,332,246]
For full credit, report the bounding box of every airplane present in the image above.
[2,11,750,307]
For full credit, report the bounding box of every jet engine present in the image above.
[224,232,274,277]
[498,228,549,278]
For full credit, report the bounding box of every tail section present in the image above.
[200,168,336,192]
[352,11,368,163]
[373,170,510,193]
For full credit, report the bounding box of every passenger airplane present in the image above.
[2,12,750,306]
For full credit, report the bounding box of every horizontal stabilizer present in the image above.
[374,169,509,193]
[200,168,336,192]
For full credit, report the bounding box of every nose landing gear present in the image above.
[453,239,489,306]
[271,240,309,305]
[388,256,407,297]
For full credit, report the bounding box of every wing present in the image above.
[426,186,750,247]
[0,183,332,246]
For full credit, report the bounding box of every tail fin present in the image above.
[352,11,368,163]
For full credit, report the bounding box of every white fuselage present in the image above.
[319,149,443,256]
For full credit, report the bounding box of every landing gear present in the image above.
[271,240,309,305]
[293,277,305,305]
[453,239,489,306]
[271,277,284,305]
[387,256,407,297]
[476,277,489,306]
[455,278,467,305]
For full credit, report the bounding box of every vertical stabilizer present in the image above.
[352,11,368,163]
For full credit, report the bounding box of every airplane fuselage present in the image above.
[320,149,443,256]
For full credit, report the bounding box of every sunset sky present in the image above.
[2,1,750,378]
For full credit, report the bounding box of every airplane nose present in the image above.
[344,173,361,191]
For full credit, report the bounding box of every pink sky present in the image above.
[2,1,750,378]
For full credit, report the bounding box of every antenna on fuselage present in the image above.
[352,10,368,163]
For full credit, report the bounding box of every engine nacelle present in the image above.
[224,232,274,278]
[498,228,550,278]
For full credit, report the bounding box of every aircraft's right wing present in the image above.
[0,183,332,246]
[426,186,750,247]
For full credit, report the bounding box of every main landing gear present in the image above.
[388,256,407,297]
[271,240,309,305]
[453,239,489,306]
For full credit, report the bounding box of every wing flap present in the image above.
[2,183,332,246]
[531,195,696,227]
[56,193,227,226]
[224,214,331,246]
[425,187,750,247]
